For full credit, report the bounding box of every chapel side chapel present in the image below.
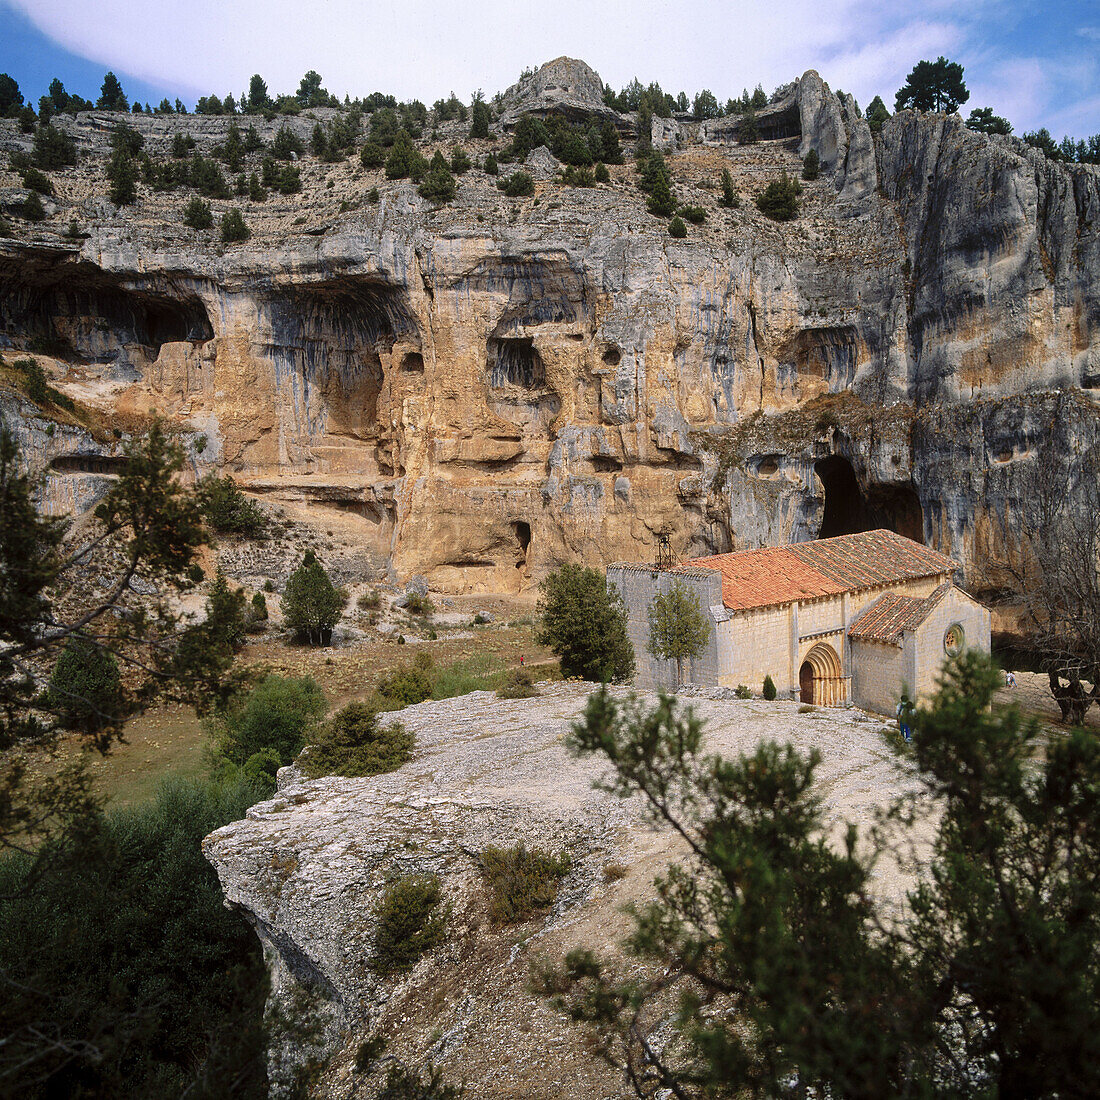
[608,530,991,714]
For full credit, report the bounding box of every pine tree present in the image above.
[282,551,347,645]
[469,97,491,139]
[718,166,739,208]
[802,147,820,180]
[48,636,124,734]
[97,71,128,111]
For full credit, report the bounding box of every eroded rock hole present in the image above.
[488,338,545,389]
[513,520,531,570]
[815,455,924,542]
[602,346,621,367]
[401,352,424,372]
[49,454,128,475]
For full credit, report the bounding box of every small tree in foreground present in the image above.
[646,581,708,685]
[543,652,1100,1097]
[535,564,634,682]
[282,550,347,645]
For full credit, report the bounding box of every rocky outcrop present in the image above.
[2,60,1098,594]
[497,57,616,128]
[203,684,924,1097]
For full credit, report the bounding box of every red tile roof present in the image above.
[675,530,957,612]
[847,583,952,645]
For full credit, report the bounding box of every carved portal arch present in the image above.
[799,641,845,705]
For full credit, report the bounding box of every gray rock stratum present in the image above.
[1,61,1098,595]
[203,683,924,1097]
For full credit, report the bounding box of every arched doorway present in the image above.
[798,642,845,705]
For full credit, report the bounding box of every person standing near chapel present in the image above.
[896,693,913,743]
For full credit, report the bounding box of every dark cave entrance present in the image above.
[512,521,532,571]
[815,455,924,542]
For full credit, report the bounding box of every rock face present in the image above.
[2,59,1099,594]
[202,683,925,1097]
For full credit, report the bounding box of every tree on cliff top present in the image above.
[96,71,128,111]
[535,564,634,682]
[545,652,1100,1097]
[967,107,1012,135]
[895,56,969,114]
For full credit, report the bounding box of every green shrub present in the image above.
[197,474,267,535]
[0,776,269,1097]
[278,165,301,194]
[535,563,635,682]
[301,702,414,778]
[182,195,213,229]
[679,204,706,224]
[369,874,448,974]
[472,612,490,626]
[404,592,433,618]
[367,186,380,203]
[802,148,820,181]
[594,162,611,183]
[734,684,752,699]
[668,215,687,238]
[718,166,739,208]
[48,635,124,734]
[360,140,384,168]
[376,665,433,707]
[385,130,428,180]
[498,170,534,197]
[478,844,571,924]
[418,151,456,203]
[450,146,471,174]
[220,208,250,243]
[21,190,46,221]
[498,667,538,699]
[282,550,347,645]
[210,674,325,769]
[376,1062,465,1099]
[358,589,382,611]
[762,674,777,701]
[271,125,303,159]
[561,165,594,187]
[21,167,52,195]
[13,356,50,404]
[483,152,498,175]
[106,150,138,206]
[32,122,78,169]
[171,132,196,158]
[756,173,802,221]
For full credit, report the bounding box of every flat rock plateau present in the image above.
[204,683,922,1097]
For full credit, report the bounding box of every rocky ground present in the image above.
[204,681,935,1098]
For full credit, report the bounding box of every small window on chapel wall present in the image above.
[943,623,965,657]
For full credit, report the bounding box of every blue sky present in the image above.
[1,0,1096,137]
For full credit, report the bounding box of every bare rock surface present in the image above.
[204,683,921,1097]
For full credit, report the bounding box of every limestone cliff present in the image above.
[1,63,1097,593]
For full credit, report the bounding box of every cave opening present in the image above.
[512,520,532,570]
[488,338,545,389]
[815,455,925,543]
[49,454,129,476]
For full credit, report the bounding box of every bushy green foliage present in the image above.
[561,164,594,187]
[220,208,250,243]
[895,56,969,114]
[594,161,611,183]
[553,654,1100,1097]
[668,214,687,237]
[360,140,384,168]
[718,166,739,208]
[11,356,72,409]
[647,581,709,683]
[449,145,471,174]
[478,844,571,923]
[535,564,635,682]
[31,122,78,169]
[301,702,414,778]
[369,874,448,974]
[802,147,820,180]
[282,550,347,645]
[271,125,304,159]
[734,683,752,698]
[21,166,52,195]
[375,1062,465,1099]
[482,152,498,175]
[678,204,705,224]
[171,132,196,158]
[738,108,760,144]
[756,172,802,221]
[210,673,325,770]
[277,164,301,193]
[106,148,138,205]
[197,474,267,535]
[385,130,429,181]
[966,106,1012,135]
[498,170,535,197]
[0,775,269,1097]
[97,71,128,111]
[497,667,538,699]
[0,72,22,116]
[376,664,433,707]
[469,97,491,139]
[866,94,891,132]
[182,195,213,229]
[762,673,777,700]
[48,636,124,734]
[20,190,46,221]
[418,151,456,202]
